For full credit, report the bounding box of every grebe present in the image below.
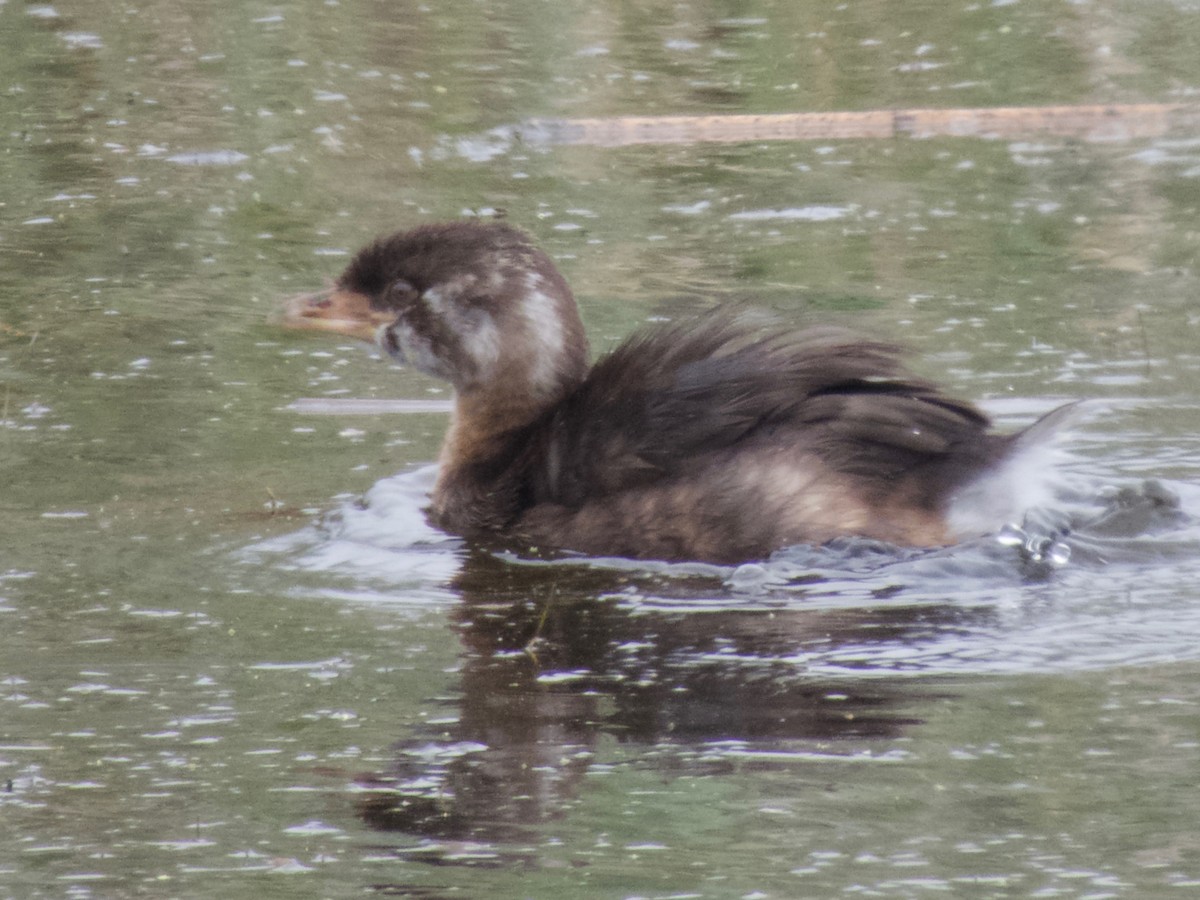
[281,220,1068,563]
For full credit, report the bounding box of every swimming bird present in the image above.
[281,220,1069,563]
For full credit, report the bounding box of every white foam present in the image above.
[245,466,463,591]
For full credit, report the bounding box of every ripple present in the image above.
[248,459,1200,678]
[728,204,856,222]
[165,150,250,166]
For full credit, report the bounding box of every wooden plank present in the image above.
[521,103,1198,147]
[897,104,1182,141]
[521,110,895,146]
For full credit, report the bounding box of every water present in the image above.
[3,0,1200,897]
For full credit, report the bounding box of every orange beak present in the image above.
[277,287,395,343]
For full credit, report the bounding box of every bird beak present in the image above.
[277,287,394,343]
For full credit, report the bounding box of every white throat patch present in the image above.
[520,271,568,397]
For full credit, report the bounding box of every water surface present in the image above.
[3,0,1200,897]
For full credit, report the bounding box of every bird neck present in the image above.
[427,382,567,534]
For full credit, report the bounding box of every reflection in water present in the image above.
[355,552,945,850]
[251,465,1196,859]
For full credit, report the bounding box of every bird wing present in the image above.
[527,311,996,506]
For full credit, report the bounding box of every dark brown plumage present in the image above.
[281,220,1067,563]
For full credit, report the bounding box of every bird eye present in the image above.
[385,278,420,306]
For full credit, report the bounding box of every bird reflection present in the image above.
[351,551,979,845]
